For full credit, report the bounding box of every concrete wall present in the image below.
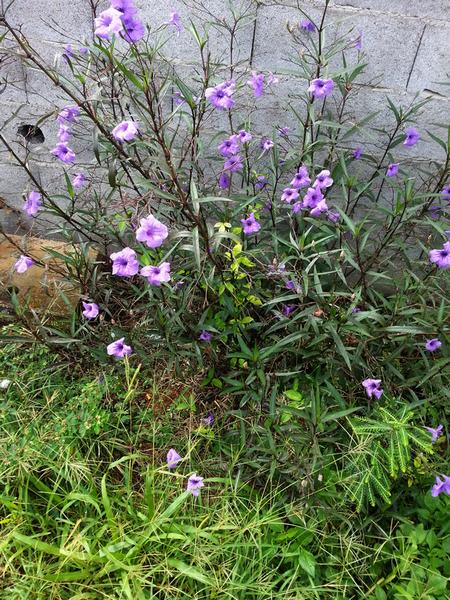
[1,0,449,234]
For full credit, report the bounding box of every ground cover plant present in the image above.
[0,0,449,597]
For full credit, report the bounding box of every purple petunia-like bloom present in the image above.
[313,169,333,189]
[224,155,243,172]
[429,241,450,269]
[111,0,137,15]
[386,163,399,177]
[167,448,182,469]
[308,78,334,99]
[203,414,214,427]
[219,172,230,189]
[291,166,311,189]
[241,213,261,236]
[135,215,168,248]
[187,473,204,497]
[300,19,315,32]
[248,72,264,98]
[282,304,297,316]
[112,120,139,142]
[58,124,71,143]
[281,188,299,204]
[424,424,444,443]
[23,191,42,217]
[362,378,383,400]
[141,262,171,286]
[327,210,340,223]
[261,138,274,152]
[94,7,124,40]
[121,14,145,43]
[110,247,140,277]
[63,44,74,59]
[238,129,252,144]
[431,475,450,497]
[73,173,86,189]
[107,337,133,358]
[404,127,420,147]
[303,187,324,209]
[278,126,291,137]
[57,105,80,124]
[14,255,34,273]
[353,31,363,50]
[205,80,235,110]
[285,280,295,290]
[199,330,213,342]
[167,11,183,35]
[255,175,268,190]
[353,147,362,160]
[425,338,442,352]
[79,46,89,55]
[82,301,99,319]
[51,142,76,163]
[218,135,240,157]
[441,185,450,201]
[310,198,329,217]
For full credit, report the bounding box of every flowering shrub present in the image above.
[0,1,449,506]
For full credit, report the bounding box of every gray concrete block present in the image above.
[406,25,450,95]
[330,0,450,21]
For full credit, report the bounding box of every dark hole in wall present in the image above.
[17,124,45,144]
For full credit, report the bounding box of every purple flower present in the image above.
[51,142,76,163]
[23,191,42,216]
[429,242,450,269]
[353,147,362,160]
[141,262,171,286]
[291,166,311,189]
[424,424,444,443]
[82,301,99,319]
[429,205,441,220]
[352,307,361,314]
[94,7,124,40]
[167,11,183,35]
[238,129,252,144]
[292,201,303,214]
[386,163,399,177]
[57,105,80,124]
[14,255,33,273]
[241,213,261,236]
[431,475,450,497]
[281,188,299,204]
[73,173,86,189]
[313,169,333,189]
[121,14,145,43]
[203,414,214,427]
[58,124,71,143]
[353,30,363,50]
[248,71,264,98]
[255,175,268,190]
[63,45,74,59]
[112,120,139,142]
[282,304,297,316]
[167,448,182,469]
[111,0,137,15]
[107,337,133,358]
[135,215,168,248]
[309,198,329,217]
[285,280,295,290]
[404,127,420,147]
[218,135,240,157]
[327,210,340,223]
[261,138,274,152]
[303,187,324,208]
[268,72,279,85]
[79,47,89,55]
[308,78,334,99]
[224,155,243,172]
[278,126,291,137]
[199,330,213,342]
[300,19,315,32]
[187,473,204,497]
[205,81,235,110]
[362,378,383,400]
[441,185,450,201]
[425,338,442,352]
[110,247,140,277]
[219,172,230,189]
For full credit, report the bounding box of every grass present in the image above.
[0,331,449,599]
